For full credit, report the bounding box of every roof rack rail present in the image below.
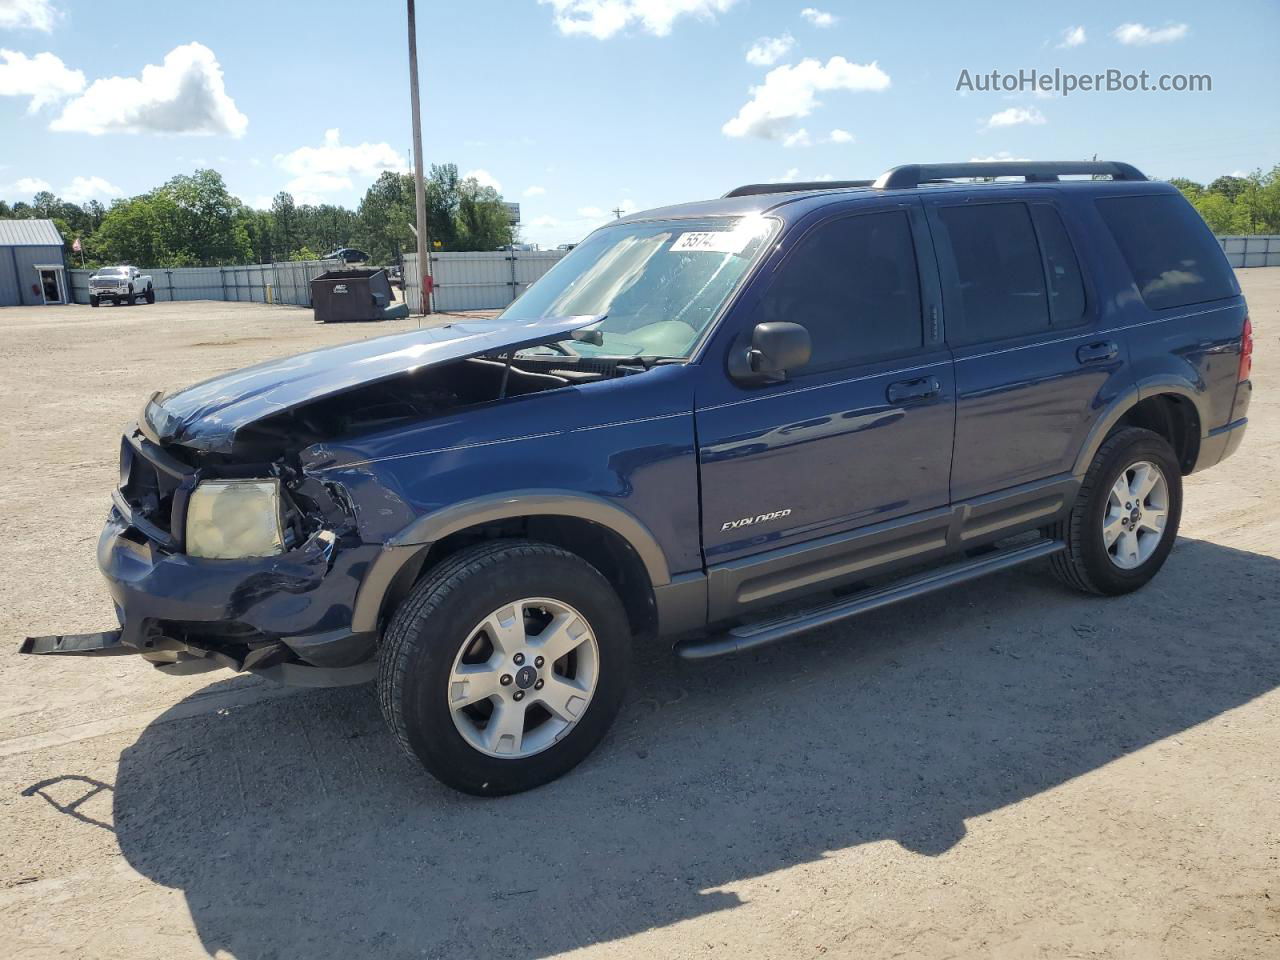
[723,180,873,199]
[872,161,1146,190]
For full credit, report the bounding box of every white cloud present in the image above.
[523,185,547,197]
[61,175,122,203]
[983,106,1046,129]
[7,176,50,195]
[524,199,639,247]
[746,33,794,66]
[275,128,407,203]
[800,7,837,28]
[463,168,502,191]
[1057,25,1086,48]
[51,43,247,137]
[722,56,890,141]
[0,49,83,111]
[1113,22,1189,45]
[782,128,811,148]
[969,152,1031,162]
[828,128,853,143]
[0,0,59,31]
[538,0,740,39]
[777,167,801,182]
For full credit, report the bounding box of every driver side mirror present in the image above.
[729,321,811,385]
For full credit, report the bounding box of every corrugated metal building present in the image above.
[0,219,68,306]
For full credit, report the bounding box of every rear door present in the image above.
[926,193,1125,503]
[695,198,955,610]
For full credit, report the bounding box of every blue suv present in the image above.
[24,161,1253,795]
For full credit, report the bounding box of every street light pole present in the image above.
[406,0,431,316]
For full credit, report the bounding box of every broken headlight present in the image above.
[185,479,285,559]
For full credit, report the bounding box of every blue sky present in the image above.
[1,0,1277,247]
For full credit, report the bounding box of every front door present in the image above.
[695,200,955,616]
[38,268,63,304]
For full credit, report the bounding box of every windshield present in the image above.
[97,267,126,276]
[503,215,776,359]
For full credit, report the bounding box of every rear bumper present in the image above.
[19,513,382,685]
[1196,416,1248,471]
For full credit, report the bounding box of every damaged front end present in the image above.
[24,418,380,685]
[23,315,612,686]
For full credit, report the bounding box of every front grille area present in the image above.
[118,432,194,548]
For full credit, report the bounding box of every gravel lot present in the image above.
[2,278,1278,960]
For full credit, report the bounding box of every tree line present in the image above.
[0,163,515,269]
[1169,165,1280,235]
[4,163,1278,270]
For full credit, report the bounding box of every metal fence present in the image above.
[67,259,342,306]
[404,250,568,313]
[1217,235,1280,268]
[64,237,1274,312]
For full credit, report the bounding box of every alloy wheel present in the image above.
[1102,460,1170,569]
[447,597,599,759]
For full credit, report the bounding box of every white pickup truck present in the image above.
[89,266,154,307]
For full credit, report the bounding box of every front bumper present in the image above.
[23,513,382,686]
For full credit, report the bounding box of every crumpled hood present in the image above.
[145,315,597,452]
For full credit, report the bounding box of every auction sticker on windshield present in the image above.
[670,231,752,254]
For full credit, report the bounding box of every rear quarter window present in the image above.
[1096,194,1239,311]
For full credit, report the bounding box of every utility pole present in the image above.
[611,206,625,219]
[407,0,431,316]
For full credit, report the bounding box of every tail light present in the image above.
[1239,315,1253,382]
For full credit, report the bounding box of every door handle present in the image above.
[886,376,941,404]
[1076,341,1119,364]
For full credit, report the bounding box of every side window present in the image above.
[754,210,923,372]
[936,202,1048,344]
[1030,205,1086,326]
[1096,194,1239,310]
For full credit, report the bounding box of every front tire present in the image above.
[378,540,632,795]
[89,295,99,308]
[1050,427,1182,595]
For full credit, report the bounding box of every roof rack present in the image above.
[872,161,1146,189]
[722,180,873,199]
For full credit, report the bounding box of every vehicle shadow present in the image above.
[111,537,1280,959]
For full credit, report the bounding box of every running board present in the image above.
[675,538,1065,660]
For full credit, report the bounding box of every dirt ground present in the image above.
[1,281,1277,960]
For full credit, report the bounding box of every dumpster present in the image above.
[310,268,395,323]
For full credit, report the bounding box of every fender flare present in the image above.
[1071,378,1208,477]
[350,491,673,634]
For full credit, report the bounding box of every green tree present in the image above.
[425,163,461,251]
[1207,175,1248,202]
[164,170,252,265]
[95,170,252,267]
[455,176,513,250]
[95,193,175,265]
[271,192,299,255]
[357,171,416,263]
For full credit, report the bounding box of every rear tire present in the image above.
[1050,427,1182,595]
[378,540,632,795]
[144,285,155,304]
